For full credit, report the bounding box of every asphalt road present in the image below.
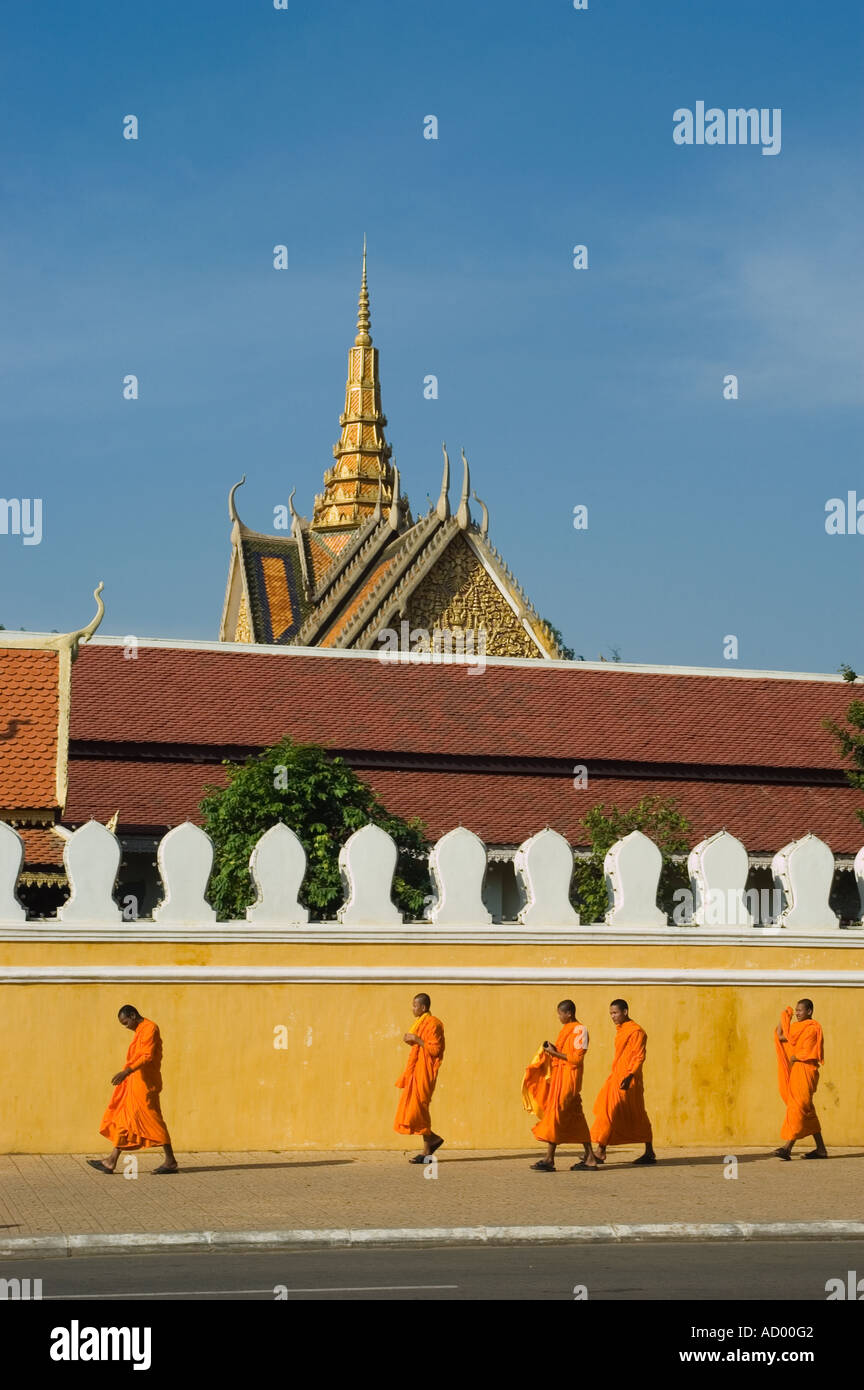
[3,1241,860,1301]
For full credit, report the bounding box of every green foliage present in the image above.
[543,620,575,660]
[572,795,692,923]
[823,691,864,830]
[200,738,430,920]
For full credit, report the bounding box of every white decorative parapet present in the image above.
[688,830,754,928]
[426,827,492,925]
[0,821,26,923]
[604,830,666,928]
[58,821,122,924]
[0,817,861,932]
[771,834,839,932]
[247,823,308,925]
[337,823,402,926]
[516,828,579,927]
[153,822,216,926]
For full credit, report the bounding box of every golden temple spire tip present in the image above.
[355,237,372,347]
[313,240,393,531]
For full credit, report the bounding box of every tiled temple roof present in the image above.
[63,641,864,854]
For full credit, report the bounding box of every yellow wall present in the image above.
[1,939,861,1151]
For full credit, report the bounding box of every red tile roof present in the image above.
[361,770,864,855]
[70,644,853,770]
[62,759,864,856]
[65,758,228,828]
[0,649,60,811]
[18,825,66,868]
[59,642,864,854]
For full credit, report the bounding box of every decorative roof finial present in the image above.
[288,488,306,544]
[436,442,451,522]
[373,474,383,522]
[355,236,372,347]
[69,582,105,659]
[228,475,247,524]
[472,489,488,537]
[388,464,401,531]
[456,449,472,529]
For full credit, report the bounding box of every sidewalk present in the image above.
[1,1147,862,1252]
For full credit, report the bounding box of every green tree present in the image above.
[823,667,864,832]
[572,795,692,923]
[200,738,430,920]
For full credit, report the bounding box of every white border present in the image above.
[65,633,845,684]
[0,922,861,945]
[3,965,863,986]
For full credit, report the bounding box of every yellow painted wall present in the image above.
[1,939,861,1152]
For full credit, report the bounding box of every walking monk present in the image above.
[523,1000,598,1171]
[591,999,656,1165]
[88,1006,177,1174]
[774,999,827,1159]
[394,993,445,1163]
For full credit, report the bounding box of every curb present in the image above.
[2,1220,864,1258]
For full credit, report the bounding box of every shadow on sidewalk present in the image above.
[170,1159,356,1174]
[435,1152,538,1163]
[594,1150,864,1170]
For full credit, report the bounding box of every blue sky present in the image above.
[1,0,861,672]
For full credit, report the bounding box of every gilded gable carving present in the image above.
[234,593,252,644]
[406,534,539,658]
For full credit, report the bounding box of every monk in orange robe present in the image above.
[88,1006,177,1174]
[523,999,598,1171]
[773,999,827,1159]
[394,993,445,1163]
[591,998,656,1165]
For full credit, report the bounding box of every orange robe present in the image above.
[591,1018,653,1147]
[775,1007,823,1141]
[523,1020,591,1144]
[394,1013,445,1135]
[99,1019,171,1150]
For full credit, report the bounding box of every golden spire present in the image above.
[312,241,395,531]
[355,236,371,347]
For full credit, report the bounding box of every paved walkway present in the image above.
[1,1147,861,1240]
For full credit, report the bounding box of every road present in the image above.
[3,1241,859,1300]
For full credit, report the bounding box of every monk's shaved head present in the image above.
[557,999,576,1015]
[609,998,630,1025]
[797,998,814,1014]
[413,993,431,1011]
[118,1005,139,1020]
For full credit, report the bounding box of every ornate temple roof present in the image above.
[219,251,565,660]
